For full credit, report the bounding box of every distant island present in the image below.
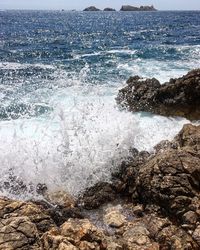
[104,8,116,11]
[83,5,157,12]
[83,6,100,11]
[120,5,157,11]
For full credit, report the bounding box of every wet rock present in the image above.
[43,190,75,208]
[116,69,200,120]
[104,206,126,228]
[112,149,150,197]
[79,182,116,209]
[83,6,101,11]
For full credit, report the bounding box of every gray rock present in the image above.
[83,6,101,11]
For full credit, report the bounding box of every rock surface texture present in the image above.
[116,69,200,120]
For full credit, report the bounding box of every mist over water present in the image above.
[0,10,200,199]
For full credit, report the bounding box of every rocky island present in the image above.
[83,6,101,11]
[104,8,116,12]
[116,69,200,121]
[120,5,157,11]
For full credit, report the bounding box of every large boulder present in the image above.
[116,69,200,120]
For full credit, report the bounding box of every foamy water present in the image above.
[0,70,189,199]
[1,10,200,199]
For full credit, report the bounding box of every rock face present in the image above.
[116,69,200,120]
[83,6,101,11]
[114,124,200,248]
[120,5,157,11]
[104,8,116,11]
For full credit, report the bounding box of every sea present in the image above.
[0,10,200,199]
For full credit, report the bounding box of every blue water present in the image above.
[0,10,200,198]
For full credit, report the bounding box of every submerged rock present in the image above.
[116,69,200,120]
[83,6,101,11]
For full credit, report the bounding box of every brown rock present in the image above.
[60,219,105,247]
[122,221,159,250]
[0,197,55,233]
[116,69,200,120]
[0,216,41,249]
[44,190,75,208]
[104,207,126,228]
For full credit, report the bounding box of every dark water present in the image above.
[0,11,199,198]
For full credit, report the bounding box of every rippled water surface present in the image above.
[0,10,200,198]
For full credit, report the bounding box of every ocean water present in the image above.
[0,10,200,199]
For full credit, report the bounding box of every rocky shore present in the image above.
[83,5,156,12]
[0,69,200,249]
[116,69,200,121]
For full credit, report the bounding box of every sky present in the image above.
[0,0,200,11]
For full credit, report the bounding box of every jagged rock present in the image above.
[43,190,75,208]
[104,206,126,228]
[0,216,41,249]
[41,228,78,250]
[116,69,200,120]
[83,6,101,11]
[114,124,200,246]
[79,182,116,209]
[120,5,157,11]
[122,221,159,249]
[60,219,106,248]
[104,8,116,11]
[0,197,55,234]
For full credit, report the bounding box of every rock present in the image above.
[0,197,55,234]
[0,216,41,249]
[122,221,159,249]
[193,225,200,245]
[43,190,75,208]
[41,228,78,250]
[79,182,116,209]
[60,219,106,248]
[132,204,144,217]
[120,5,157,11]
[104,8,116,11]
[83,6,101,11]
[104,206,126,228]
[113,124,200,246]
[116,69,200,120]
